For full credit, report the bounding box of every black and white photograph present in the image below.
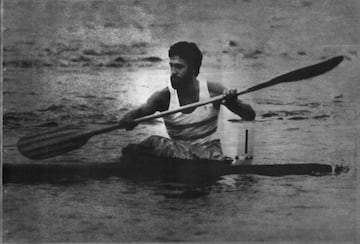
[2,0,359,242]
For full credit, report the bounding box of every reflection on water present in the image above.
[4,172,355,242]
[152,175,258,199]
[3,174,261,241]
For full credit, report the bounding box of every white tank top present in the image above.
[163,78,220,144]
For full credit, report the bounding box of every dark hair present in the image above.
[168,41,203,76]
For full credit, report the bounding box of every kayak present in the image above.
[3,147,348,184]
[2,160,346,185]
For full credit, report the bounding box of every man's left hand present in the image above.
[222,89,238,105]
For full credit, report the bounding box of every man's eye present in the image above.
[170,64,184,69]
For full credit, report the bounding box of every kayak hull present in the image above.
[3,149,347,184]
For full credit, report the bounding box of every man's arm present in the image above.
[119,88,170,129]
[208,81,256,121]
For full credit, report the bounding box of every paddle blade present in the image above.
[17,126,91,160]
[245,56,344,93]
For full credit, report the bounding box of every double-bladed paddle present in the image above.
[17,56,344,160]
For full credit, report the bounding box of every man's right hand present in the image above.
[119,113,138,131]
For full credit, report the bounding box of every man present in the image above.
[120,41,255,160]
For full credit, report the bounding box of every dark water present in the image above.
[3,173,355,242]
[3,0,359,242]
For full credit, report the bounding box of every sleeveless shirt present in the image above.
[163,79,220,144]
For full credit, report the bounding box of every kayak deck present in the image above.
[3,150,348,184]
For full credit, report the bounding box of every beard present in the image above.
[170,73,192,89]
[170,75,181,89]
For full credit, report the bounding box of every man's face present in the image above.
[169,56,193,89]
